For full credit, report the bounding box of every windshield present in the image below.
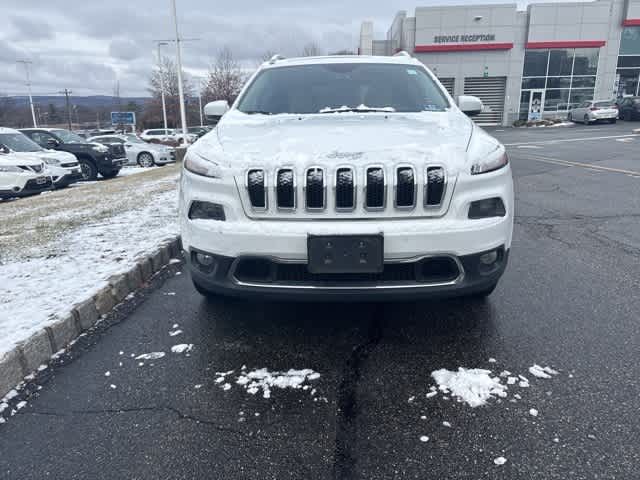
[594,101,615,107]
[51,129,86,144]
[237,63,450,115]
[125,134,145,144]
[0,133,44,152]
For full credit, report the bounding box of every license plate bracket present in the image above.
[307,235,384,274]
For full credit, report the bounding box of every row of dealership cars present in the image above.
[0,127,181,200]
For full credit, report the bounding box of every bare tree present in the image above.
[301,42,322,57]
[145,56,193,128]
[203,47,245,105]
[330,49,356,55]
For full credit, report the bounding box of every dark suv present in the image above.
[617,96,640,121]
[20,128,127,180]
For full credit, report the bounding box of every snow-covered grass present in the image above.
[0,165,180,356]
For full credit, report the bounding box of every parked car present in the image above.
[616,96,640,121]
[140,128,197,145]
[187,126,211,138]
[0,147,52,200]
[181,54,513,301]
[20,128,126,181]
[0,127,82,188]
[567,100,618,124]
[88,134,176,167]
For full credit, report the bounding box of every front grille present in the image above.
[244,164,450,215]
[24,177,52,190]
[276,169,295,209]
[335,168,355,210]
[109,145,125,156]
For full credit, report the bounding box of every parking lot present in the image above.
[1,122,639,479]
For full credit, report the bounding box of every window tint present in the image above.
[620,27,640,55]
[523,50,549,76]
[28,131,55,147]
[548,49,573,76]
[237,63,449,114]
[573,49,599,75]
[594,101,614,107]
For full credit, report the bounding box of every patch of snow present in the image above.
[4,390,18,401]
[223,383,231,391]
[442,421,452,428]
[232,368,321,399]
[0,417,5,424]
[431,368,507,408]
[16,401,27,410]
[420,415,427,420]
[171,344,193,354]
[529,408,539,417]
[488,358,497,363]
[529,364,559,379]
[37,365,47,371]
[135,352,165,360]
[169,258,181,264]
[494,456,507,465]
[426,391,438,398]
[194,384,203,389]
[168,329,183,337]
[104,371,111,377]
[110,384,117,389]
[419,435,429,442]
[164,292,176,296]
[408,396,415,403]
[507,377,517,385]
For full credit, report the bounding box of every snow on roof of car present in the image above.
[260,54,424,70]
[0,127,22,134]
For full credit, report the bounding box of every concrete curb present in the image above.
[0,236,183,399]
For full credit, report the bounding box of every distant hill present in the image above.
[9,95,151,109]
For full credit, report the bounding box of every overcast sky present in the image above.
[1,0,577,98]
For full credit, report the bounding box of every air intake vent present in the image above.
[335,167,355,210]
[247,169,267,209]
[425,166,446,207]
[395,166,416,208]
[276,169,295,209]
[365,167,385,209]
[305,168,325,210]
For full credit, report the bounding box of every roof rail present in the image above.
[393,50,411,58]
[268,54,286,64]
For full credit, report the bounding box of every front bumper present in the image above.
[0,176,53,198]
[188,247,509,301]
[53,170,83,187]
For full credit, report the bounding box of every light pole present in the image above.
[156,41,169,131]
[17,60,37,127]
[170,0,188,136]
[197,77,204,126]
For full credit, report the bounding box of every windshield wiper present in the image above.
[319,105,396,114]
[243,110,274,115]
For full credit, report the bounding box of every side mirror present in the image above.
[204,100,229,123]
[457,95,483,117]
[0,144,9,154]
[46,138,60,148]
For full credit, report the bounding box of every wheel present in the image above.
[625,111,632,121]
[583,114,590,125]
[137,152,155,167]
[101,170,120,179]
[609,118,617,124]
[78,159,98,181]
[567,112,573,122]
[192,279,217,299]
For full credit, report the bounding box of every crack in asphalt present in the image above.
[332,307,385,480]
[25,405,243,434]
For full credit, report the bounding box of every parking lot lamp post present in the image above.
[170,0,188,136]
[17,60,37,127]
[198,77,204,126]
[156,41,169,131]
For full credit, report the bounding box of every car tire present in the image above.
[583,114,591,125]
[101,170,120,179]
[137,152,155,168]
[625,111,632,121]
[192,279,217,299]
[609,118,617,124]
[78,158,98,181]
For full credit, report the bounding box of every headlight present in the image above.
[0,165,22,173]
[92,144,109,153]
[184,150,222,178]
[44,157,62,165]
[470,148,508,175]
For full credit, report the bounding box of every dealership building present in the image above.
[359,0,640,125]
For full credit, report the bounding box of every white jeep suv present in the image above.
[179,55,514,300]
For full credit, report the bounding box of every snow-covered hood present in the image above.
[198,110,477,174]
[0,152,43,168]
[31,149,77,164]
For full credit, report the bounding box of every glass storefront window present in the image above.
[544,89,570,111]
[569,89,595,106]
[573,49,599,75]
[620,27,640,56]
[617,56,640,68]
[546,77,572,89]
[523,50,549,76]
[570,76,596,88]
[548,49,574,76]
[521,77,546,89]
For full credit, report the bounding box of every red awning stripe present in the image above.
[623,19,640,26]
[525,40,606,49]
[414,43,514,52]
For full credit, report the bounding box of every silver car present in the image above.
[568,100,618,124]
[88,134,176,167]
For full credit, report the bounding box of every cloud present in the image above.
[9,15,55,41]
[109,39,143,61]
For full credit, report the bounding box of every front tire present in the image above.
[583,114,591,125]
[101,170,120,179]
[78,159,98,181]
[609,118,617,124]
[137,152,155,168]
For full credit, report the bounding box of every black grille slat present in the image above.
[276,169,295,209]
[366,167,385,209]
[335,168,355,210]
[305,168,324,210]
[426,167,445,206]
[396,167,415,208]
[247,169,266,209]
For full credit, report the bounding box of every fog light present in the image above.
[188,201,226,221]
[468,198,506,219]
[195,253,215,267]
[479,250,498,265]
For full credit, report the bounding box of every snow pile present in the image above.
[529,364,559,379]
[171,344,193,354]
[431,368,507,408]
[216,367,321,399]
[135,352,165,360]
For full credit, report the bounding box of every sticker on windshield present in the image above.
[407,69,418,75]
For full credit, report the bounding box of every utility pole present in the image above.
[156,41,169,130]
[59,89,73,130]
[170,0,188,136]
[197,77,204,126]
[17,60,37,127]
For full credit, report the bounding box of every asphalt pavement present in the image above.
[1,121,640,479]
